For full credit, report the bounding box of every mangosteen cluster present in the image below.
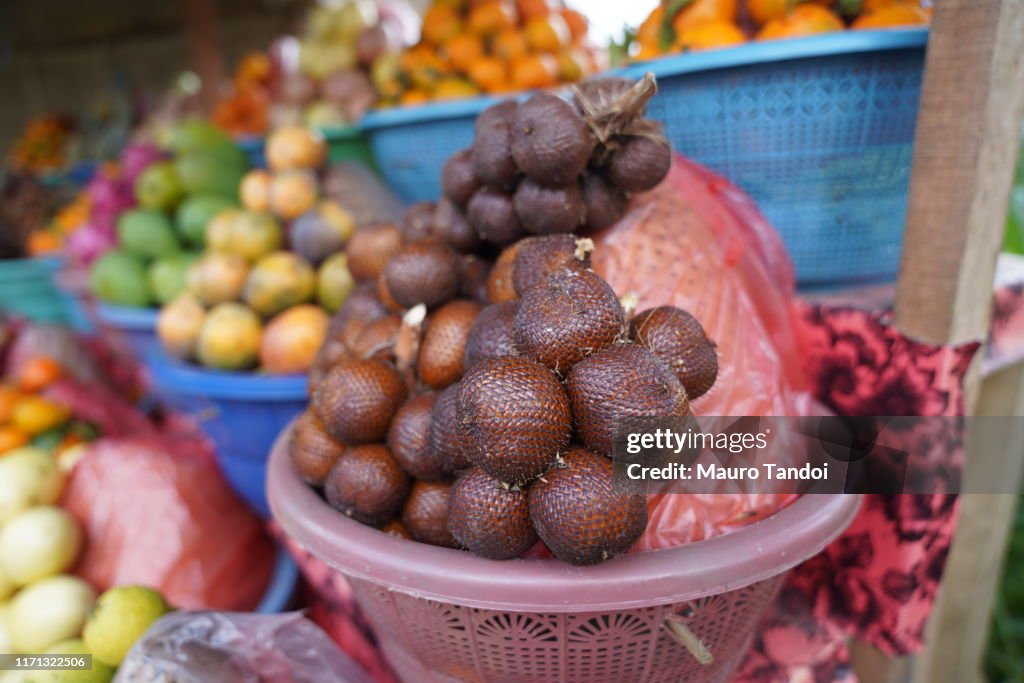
[287,75,717,567]
[440,73,672,245]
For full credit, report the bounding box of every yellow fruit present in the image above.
[239,169,272,211]
[196,303,263,370]
[243,251,317,317]
[259,305,330,374]
[269,171,319,221]
[186,252,250,306]
[83,586,170,667]
[206,207,242,253]
[157,293,207,361]
[10,396,69,436]
[228,210,283,261]
[265,125,326,172]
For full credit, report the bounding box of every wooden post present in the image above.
[183,0,224,114]
[856,0,1024,681]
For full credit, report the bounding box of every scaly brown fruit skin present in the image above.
[333,282,391,350]
[346,224,404,282]
[467,187,526,247]
[486,242,521,304]
[463,301,519,368]
[315,359,408,444]
[401,201,436,243]
[324,444,410,526]
[382,518,413,539]
[566,343,690,456]
[513,179,585,236]
[471,101,520,191]
[513,268,625,375]
[308,337,351,396]
[460,256,492,305]
[604,134,672,193]
[418,300,483,390]
[457,356,571,484]
[387,392,446,480]
[512,234,592,296]
[289,410,346,487]
[402,480,457,548]
[441,149,482,207]
[447,467,537,559]
[630,306,718,399]
[383,239,462,309]
[350,314,401,361]
[377,272,405,314]
[430,383,474,474]
[511,92,594,188]
[432,198,482,252]
[529,445,647,566]
[580,172,628,233]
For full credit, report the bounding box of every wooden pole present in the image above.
[859,0,1024,681]
[182,0,224,114]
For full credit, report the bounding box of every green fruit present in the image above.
[33,639,115,683]
[168,120,247,166]
[317,252,356,312]
[117,209,180,260]
[83,586,170,668]
[148,253,199,304]
[175,194,237,247]
[89,251,152,307]
[174,152,246,199]
[134,162,183,211]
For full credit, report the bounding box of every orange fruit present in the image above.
[469,56,509,92]
[493,28,529,61]
[422,5,463,45]
[863,0,921,10]
[399,89,431,106]
[671,0,738,35]
[434,78,483,100]
[756,5,844,39]
[675,20,747,50]
[852,4,929,28]
[516,0,551,20]
[0,426,28,454]
[10,395,70,436]
[560,8,589,42]
[0,386,19,423]
[467,0,517,35]
[638,6,665,44]
[525,14,571,53]
[17,357,63,393]
[401,46,450,90]
[634,38,662,61]
[444,34,485,73]
[27,231,60,256]
[748,0,832,26]
[510,53,558,89]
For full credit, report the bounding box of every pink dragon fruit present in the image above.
[120,143,167,186]
[65,221,117,267]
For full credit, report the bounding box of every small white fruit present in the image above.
[0,507,83,587]
[0,447,63,523]
[7,575,95,653]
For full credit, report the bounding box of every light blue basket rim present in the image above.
[358,28,928,132]
[256,546,300,614]
[96,303,159,330]
[0,256,63,281]
[148,350,309,400]
[619,27,928,79]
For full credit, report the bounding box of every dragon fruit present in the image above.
[87,174,135,224]
[65,221,117,267]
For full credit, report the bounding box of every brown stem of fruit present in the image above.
[575,72,661,166]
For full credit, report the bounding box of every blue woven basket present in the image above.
[361,29,927,285]
[0,258,71,323]
[235,136,267,169]
[147,352,308,517]
[95,303,160,359]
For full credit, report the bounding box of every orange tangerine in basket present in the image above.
[493,28,529,61]
[756,5,844,40]
[516,0,551,21]
[444,33,485,73]
[748,0,833,26]
[469,56,509,92]
[675,20,748,51]
[423,5,463,45]
[467,0,517,36]
[510,53,558,90]
[525,14,571,53]
[671,0,738,35]
[561,8,589,42]
[852,3,929,28]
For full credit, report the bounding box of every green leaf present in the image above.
[837,0,863,17]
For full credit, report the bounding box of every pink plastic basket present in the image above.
[268,428,860,683]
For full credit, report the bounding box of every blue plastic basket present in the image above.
[147,352,308,517]
[235,135,267,169]
[95,303,160,359]
[0,257,71,323]
[361,29,927,285]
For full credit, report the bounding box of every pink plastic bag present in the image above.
[115,611,374,683]
[592,156,815,549]
[63,436,275,611]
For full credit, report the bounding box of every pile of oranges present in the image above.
[633,0,931,59]
[381,0,601,106]
[212,52,273,137]
[0,357,81,456]
[7,115,72,174]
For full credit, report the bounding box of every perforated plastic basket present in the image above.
[360,29,927,285]
[148,352,307,517]
[95,303,159,359]
[269,428,861,683]
[0,257,70,323]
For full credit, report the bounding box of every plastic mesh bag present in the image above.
[62,435,274,611]
[115,611,374,683]
[592,156,815,549]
